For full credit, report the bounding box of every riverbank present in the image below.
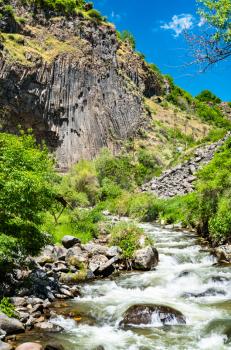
[8,223,231,350]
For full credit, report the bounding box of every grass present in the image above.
[1,30,88,66]
[43,211,94,244]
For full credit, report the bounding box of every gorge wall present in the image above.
[0,3,163,169]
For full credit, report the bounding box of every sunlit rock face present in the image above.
[0,5,162,169]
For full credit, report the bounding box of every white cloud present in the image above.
[198,16,206,27]
[161,14,194,37]
[110,11,122,22]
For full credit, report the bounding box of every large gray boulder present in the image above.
[0,313,24,335]
[82,243,108,256]
[89,255,109,273]
[133,246,159,271]
[65,246,88,267]
[61,236,81,249]
[120,304,186,327]
[34,322,63,332]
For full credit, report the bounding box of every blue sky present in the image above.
[94,0,231,101]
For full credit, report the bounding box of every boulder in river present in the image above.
[34,321,63,332]
[133,246,159,271]
[61,236,81,249]
[15,343,42,350]
[120,304,186,327]
[214,245,231,263]
[0,341,13,350]
[0,313,24,335]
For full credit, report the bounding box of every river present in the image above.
[17,224,231,349]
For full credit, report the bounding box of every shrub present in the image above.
[100,178,122,200]
[0,132,56,271]
[196,90,221,104]
[110,222,143,259]
[87,8,103,21]
[0,297,17,318]
[69,207,104,240]
[60,160,100,206]
[95,148,136,190]
[209,196,231,244]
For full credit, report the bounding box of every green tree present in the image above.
[196,89,221,104]
[187,0,231,68]
[0,132,56,270]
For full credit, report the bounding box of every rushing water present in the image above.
[18,224,231,349]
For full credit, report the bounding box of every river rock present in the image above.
[53,246,68,261]
[0,341,13,350]
[62,236,81,249]
[214,245,231,263]
[0,313,24,335]
[89,255,109,273]
[120,304,186,327]
[22,269,60,299]
[206,319,231,342]
[0,330,6,340]
[34,322,63,332]
[65,246,88,267]
[15,343,42,350]
[106,246,122,258]
[133,246,159,271]
[82,243,108,256]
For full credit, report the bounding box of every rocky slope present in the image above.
[0,1,162,169]
[142,132,231,198]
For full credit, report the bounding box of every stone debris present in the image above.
[142,132,231,198]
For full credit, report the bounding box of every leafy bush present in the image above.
[0,132,56,271]
[60,160,100,206]
[196,90,221,104]
[70,207,104,240]
[95,149,136,190]
[100,178,122,200]
[110,222,143,259]
[0,297,17,318]
[87,8,103,21]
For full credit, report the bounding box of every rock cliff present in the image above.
[0,1,162,169]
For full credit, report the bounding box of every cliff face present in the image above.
[0,4,162,169]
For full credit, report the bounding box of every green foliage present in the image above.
[69,207,103,240]
[60,160,100,206]
[158,137,231,244]
[117,30,136,49]
[0,132,56,270]
[95,149,136,190]
[198,0,231,43]
[0,297,17,318]
[196,90,221,104]
[202,128,227,142]
[100,178,122,200]
[110,222,143,259]
[28,0,82,14]
[87,8,103,21]
[165,75,231,129]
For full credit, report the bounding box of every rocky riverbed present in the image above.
[0,216,159,350]
[6,223,230,350]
